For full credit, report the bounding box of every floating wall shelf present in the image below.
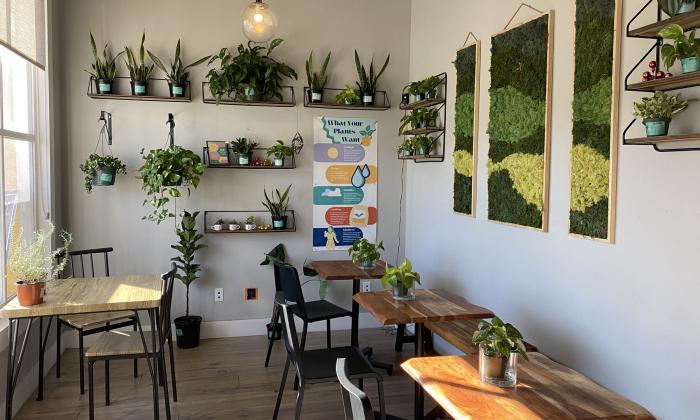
[86,77,191,103]
[401,127,443,136]
[627,70,700,92]
[201,82,296,107]
[627,7,700,38]
[399,98,446,111]
[204,210,296,234]
[302,87,390,111]
[202,146,297,169]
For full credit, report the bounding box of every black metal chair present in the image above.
[55,247,139,394]
[336,358,405,420]
[272,299,387,420]
[85,265,177,420]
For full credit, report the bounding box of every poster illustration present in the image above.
[313,117,378,251]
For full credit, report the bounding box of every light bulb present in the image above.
[242,0,278,43]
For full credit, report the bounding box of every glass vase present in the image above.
[478,345,518,387]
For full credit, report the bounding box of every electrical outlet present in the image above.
[361,281,371,292]
[244,288,259,301]
[214,288,224,302]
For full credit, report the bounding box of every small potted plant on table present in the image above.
[86,33,122,94]
[354,50,390,106]
[306,51,331,103]
[124,31,155,96]
[633,91,693,137]
[380,258,420,301]
[79,154,127,193]
[659,24,700,74]
[148,39,210,98]
[262,184,291,230]
[472,316,529,387]
[335,87,361,105]
[266,140,293,167]
[228,219,240,231]
[348,238,384,269]
[230,137,259,166]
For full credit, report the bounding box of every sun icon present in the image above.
[327,147,339,159]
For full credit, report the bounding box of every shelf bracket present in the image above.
[626,0,656,38]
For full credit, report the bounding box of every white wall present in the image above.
[57,0,410,323]
[407,1,700,419]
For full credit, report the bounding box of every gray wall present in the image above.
[57,0,410,323]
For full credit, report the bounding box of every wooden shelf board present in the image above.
[629,9,700,38]
[304,102,389,111]
[207,164,296,169]
[202,98,295,107]
[401,127,444,136]
[626,133,700,145]
[206,228,296,234]
[87,93,191,103]
[398,154,445,161]
[400,98,445,110]
[627,71,700,91]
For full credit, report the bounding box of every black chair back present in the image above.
[273,262,283,292]
[58,247,114,278]
[159,264,177,345]
[274,261,308,319]
[336,358,374,420]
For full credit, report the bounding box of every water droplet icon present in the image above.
[351,166,366,188]
[361,165,370,178]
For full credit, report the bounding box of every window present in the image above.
[0,44,45,300]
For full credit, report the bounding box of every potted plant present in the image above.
[659,0,698,15]
[633,91,693,136]
[407,81,425,102]
[124,31,155,96]
[79,154,127,193]
[413,134,435,156]
[659,24,700,73]
[230,137,259,166]
[262,184,291,230]
[355,50,390,106]
[244,216,257,231]
[397,138,415,157]
[138,145,206,224]
[148,39,210,98]
[86,33,122,94]
[212,219,225,231]
[380,258,420,301]
[422,75,442,99]
[348,238,384,269]
[472,316,529,387]
[266,140,293,167]
[334,87,361,105]
[399,111,423,134]
[228,219,240,231]
[306,51,331,103]
[7,222,71,306]
[172,210,207,348]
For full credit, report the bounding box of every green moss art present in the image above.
[570,0,617,240]
[453,43,478,215]
[487,14,551,229]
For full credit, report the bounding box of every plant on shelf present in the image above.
[123,31,155,96]
[380,258,420,301]
[147,39,210,98]
[412,134,435,156]
[262,184,291,230]
[472,316,529,387]
[79,154,127,193]
[334,87,361,105]
[407,81,424,101]
[399,108,440,134]
[659,24,700,74]
[206,38,297,103]
[171,210,207,348]
[633,91,693,137]
[348,238,384,269]
[86,33,123,94]
[266,140,293,167]
[354,50,390,106]
[212,218,225,231]
[138,145,206,224]
[229,137,259,166]
[422,75,442,99]
[8,222,72,306]
[306,51,331,103]
[658,0,698,16]
[228,219,240,231]
[244,215,257,231]
[397,138,415,156]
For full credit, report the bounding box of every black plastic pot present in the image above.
[309,89,323,103]
[169,82,186,98]
[401,93,410,105]
[174,315,202,349]
[131,80,148,96]
[95,78,113,94]
[271,215,288,230]
[91,167,117,187]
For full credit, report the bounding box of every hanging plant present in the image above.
[79,154,126,193]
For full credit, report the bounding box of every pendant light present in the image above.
[241,0,278,43]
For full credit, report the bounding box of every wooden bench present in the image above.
[425,319,537,355]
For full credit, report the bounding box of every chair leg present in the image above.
[55,321,61,378]
[105,360,110,406]
[79,331,85,394]
[300,322,308,351]
[158,351,165,386]
[358,378,364,390]
[133,322,138,378]
[326,319,331,349]
[273,357,291,420]
[88,360,95,420]
[265,305,280,367]
[168,334,178,402]
[395,324,406,352]
[294,384,305,420]
[159,352,172,420]
[376,376,387,420]
[265,337,276,367]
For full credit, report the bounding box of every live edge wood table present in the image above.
[0,275,163,420]
[402,354,655,420]
[353,289,494,420]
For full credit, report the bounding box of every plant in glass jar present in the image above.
[348,238,384,269]
[471,316,529,387]
[380,258,420,301]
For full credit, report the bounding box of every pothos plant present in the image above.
[348,238,384,265]
[138,145,206,224]
[171,210,206,318]
[472,316,529,361]
[79,154,127,193]
[380,258,420,291]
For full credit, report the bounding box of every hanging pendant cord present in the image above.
[503,2,544,30]
[461,32,479,48]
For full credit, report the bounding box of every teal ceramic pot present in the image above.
[681,56,700,73]
[678,0,697,13]
[91,167,117,187]
[402,149,413,157]
[643,118,671,137]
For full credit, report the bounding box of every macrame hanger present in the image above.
[461,32,479,49]
[503,3,544,30]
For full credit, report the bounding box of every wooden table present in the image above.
[402,354,655,420]
[0,275,163,420]
[354,289,494,419]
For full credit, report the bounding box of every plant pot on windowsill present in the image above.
[174,315,202,349]
[130,80,148,96]
[643,118,671,137]
[15,281,45,306]
[168,81,186,98]
[479,345,518,387]
[92,167,117,187]
[271,215,288,230]
[95,78,114,94]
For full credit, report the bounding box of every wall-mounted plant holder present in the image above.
[202,146,297,169]
[204,210,296,234]
[201,83,296,107]
[87,77,192,102]
[302,87,391,110]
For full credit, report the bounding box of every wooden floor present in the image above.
[16,328,425,419]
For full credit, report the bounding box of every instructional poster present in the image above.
[313,116,378,251]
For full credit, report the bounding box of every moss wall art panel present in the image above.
[487,13,553,230]
[453,41,480,215]
[570,0,621,242]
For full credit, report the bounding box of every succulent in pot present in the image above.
[348,238,384,269]
[86,33,123,94]
[266,140,293,167]
[380,258,419,301]
[212,219,225,231]
[306,51,331,103]
[659,24,700,74]
[8,222,72,306]
[334,87,361,105]
[230,137,259,166]
[148,39,210,98]
[355,50,390,106]
[244,216,257,231]
[124,31,155,96]
[228,219,241,231]
[472,316,529,387]
[79,154,127,193]
[633,91,693,137]
[262,184,291,230]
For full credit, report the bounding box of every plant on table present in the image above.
[633,91,693,136]
[262,184,291,230]
[334,87,361,105]
[306,51,331,103]
[123,31,155,96]
[380,258,420,300]
[86,33,123,94]
[354,50,390,105]
[266,140,293,167]
[79,154,127,193]
[229,137,259,166]
[228,219,240,231]
[348,238,384,268]
[472,316,528,387]
[412,134,435,156]
[171,210,207,348]
[7,222,72,306]
[147,39,210,97]
[659,24,700,74]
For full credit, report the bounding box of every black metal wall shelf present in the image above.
[204,210,296,234]
[87,77,192,102]
[202,146,297,169]
[628,5,700,38]
[201,83,295,107]
[302,87,390,110]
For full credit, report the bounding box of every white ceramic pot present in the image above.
[212,224,223,231]
[274,158,284,167]
[228,224,240,231]
[245,224,256,231]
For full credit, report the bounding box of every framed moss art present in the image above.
[486,11,554,230]
[453,38,480,216]
[569,0,621,243]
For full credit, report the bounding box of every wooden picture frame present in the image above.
[206,141,230,166]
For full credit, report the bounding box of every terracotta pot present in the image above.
[16,281,45,306]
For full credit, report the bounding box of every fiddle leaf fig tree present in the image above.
[171,210,206,318]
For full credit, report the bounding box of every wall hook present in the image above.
[166,113,175,148]
[98,111,112,145]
